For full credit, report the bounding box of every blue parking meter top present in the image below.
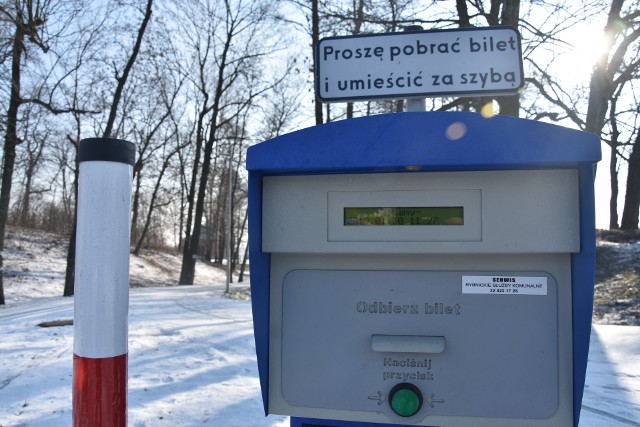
[247,112,600,174]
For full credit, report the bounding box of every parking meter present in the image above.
[246,112,600,427]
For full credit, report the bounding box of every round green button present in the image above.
[389,383,423,417]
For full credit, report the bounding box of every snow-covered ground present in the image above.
[0,285,290,427]
[0,227,639,426]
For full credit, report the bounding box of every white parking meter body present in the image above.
[246,112,600,427]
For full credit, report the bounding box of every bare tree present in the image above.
[14,107,50,228]
[177,0,283,285]
[0,0,87,305]
[63,0,154,297]
[524,0,640,229]
[129,44,185,248]
[585,0,640,136]
[133,141,183,255]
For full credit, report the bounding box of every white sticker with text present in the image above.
[462,276,548,296]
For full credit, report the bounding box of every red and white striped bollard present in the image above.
[73,138,134,427]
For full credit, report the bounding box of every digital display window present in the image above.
[344,207,464,226]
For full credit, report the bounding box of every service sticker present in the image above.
[462,275,548,296]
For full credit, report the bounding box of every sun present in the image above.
[554,20,610,85]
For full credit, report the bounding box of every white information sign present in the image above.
[462,275,548,296]
[316,27,523,102]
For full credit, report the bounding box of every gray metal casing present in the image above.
[263,170,576,426]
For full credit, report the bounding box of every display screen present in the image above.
[344,207,464,226]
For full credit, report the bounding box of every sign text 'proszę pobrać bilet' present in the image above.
[316,26,524,102]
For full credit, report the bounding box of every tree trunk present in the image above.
[620,130,640,229]
[0,25,26,305]
[234,208,248,266]
[179,20,233,285]
[63,223,77,297]
[180,113,206,281]
[134,158,170,255]
[130,167,143,245]
[497,0,521,117]
[180,134,217,284]
[204,164,216,262]
[609,99,620,229]
[177,149,187,250]
[456,0,471,27]
[63,159,79,297]
[347,103,354,119]
[104,0,153,137]
[585,0,624,136]
[214,171,227,263]
[610,143,619,229]
[20,171,34,227]
[312,0,323,125]
[238,242,249,283]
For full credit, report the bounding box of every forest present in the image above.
[0,0,639,304]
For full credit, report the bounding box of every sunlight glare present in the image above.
[558,21,610,82]
[480,100,499,118]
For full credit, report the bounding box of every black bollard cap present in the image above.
[79,138,135,166]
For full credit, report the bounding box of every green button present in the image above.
[389,383,423,417]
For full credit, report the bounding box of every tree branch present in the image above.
[21,97,99,115]
[525,77,585,129]
[103,0,153,138]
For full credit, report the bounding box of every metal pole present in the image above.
[404,25,426,112]
[226,152,232,293]
[73,138,134,427]
[406,97,426,112]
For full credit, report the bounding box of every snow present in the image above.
[1,285,289,427]
[582,325,640,426]
[0,227,639,426]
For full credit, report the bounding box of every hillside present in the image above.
[2,226,232,305]
[594,230,640,325]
